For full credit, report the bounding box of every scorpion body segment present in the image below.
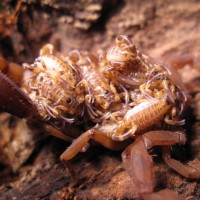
[125,98,170,131]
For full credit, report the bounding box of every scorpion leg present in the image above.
[163,58,190,104]
[60,127,129,161]
[60,127,129,177]
[162,146,200,179]
[110,82,120,102]
[39,44,54,56]
[121,130,186,197]
[44,124,73,142]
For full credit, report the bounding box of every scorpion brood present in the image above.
[0,35,199,199]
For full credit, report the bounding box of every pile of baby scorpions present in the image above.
[0,35,200,199]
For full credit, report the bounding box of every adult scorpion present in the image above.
[0,35,199,199]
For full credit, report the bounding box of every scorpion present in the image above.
[0,35,199,199]
[22,44,85,124]
[68,50,120,122]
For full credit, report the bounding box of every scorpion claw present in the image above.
[122,130,187,197]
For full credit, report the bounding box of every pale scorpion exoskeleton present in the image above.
[22,44,85,124]
[0,36,200,199]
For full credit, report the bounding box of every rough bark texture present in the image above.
[0,0,200,199]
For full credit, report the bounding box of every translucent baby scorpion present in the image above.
[69,50,120,122]
[22,44,84,124]
[111,91,172,141]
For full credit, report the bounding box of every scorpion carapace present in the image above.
[0,35,199,199]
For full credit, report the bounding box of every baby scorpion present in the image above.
[68,50,120,122]
[100,35,150,87]
[22,44,85,124]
